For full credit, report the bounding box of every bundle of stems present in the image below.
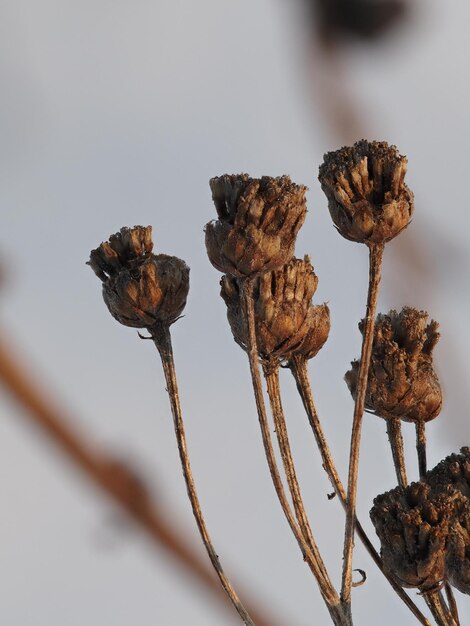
[85,141,469,625]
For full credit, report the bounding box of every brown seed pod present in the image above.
[370,481,461,591]
[318,139,414,244]
[220,256,330,364]
[427,448,470,499]
[446,497,470,595]
[88,225,189,329]
[345,307,442,423]
[205,174,307,277]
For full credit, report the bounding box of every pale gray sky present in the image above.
[1,1,469,625]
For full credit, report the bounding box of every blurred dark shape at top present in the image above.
[310,0,408,44]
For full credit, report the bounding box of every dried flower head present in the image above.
[220,256,330,364]
[205,174,307,277]
[345,307,442,423]
[88,225,189,329]
[427,448,470,499]
[370,481,461,591]
[446,497,470,595]
[318,139,413,244]
[313,0,407,42]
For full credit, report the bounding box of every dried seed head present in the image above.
[88,226,189,329]
[318,140,413,244]
[314,0,407,42]
[446,497,470,595]
[345,307,442,423]
[220,256,330,364]
[370,481,460,591]
[205,174,307,277]
[423,449,470,594]
[427,449,470,499]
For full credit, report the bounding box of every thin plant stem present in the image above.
[386,417,408,489]
[341,242,384,608]
[150,324,256,626]
[0,335,279,626]
[241,279,351,626]
[424,591,458,626]
[445,583,460,625]
[263,365,328,581]
[416,421,427,480]
[290,356,431,626]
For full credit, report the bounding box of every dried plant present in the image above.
[86,139,469,625]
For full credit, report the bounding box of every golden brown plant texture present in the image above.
[88,140,468,626]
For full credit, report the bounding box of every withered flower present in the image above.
[427,448,470,499]
[205,174,307,277]
[370,481,460,591]
[313,0,407,43]
[88,225,189,329]
[318,139,413,244]
[446,496,470,595]
[220,256,330,364]
[345,307,442,423]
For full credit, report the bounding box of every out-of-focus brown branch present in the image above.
[0,333,280,626]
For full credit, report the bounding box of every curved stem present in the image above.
[151,324,256,626]
[387,418,408,489]
[416,421,427,480]
[241,280,350,626]
[341,242,384,607]
[263,365,328,582]
[290,356,431,626]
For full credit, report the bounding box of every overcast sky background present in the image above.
[1,1,470,625]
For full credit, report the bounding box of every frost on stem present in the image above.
[88,225,189,329]
[205,174,307,277]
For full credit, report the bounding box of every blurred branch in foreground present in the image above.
[0,332,280,626]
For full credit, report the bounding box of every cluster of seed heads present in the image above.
[87,138,469,625]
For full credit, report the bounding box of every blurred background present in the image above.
[1,1,469,624]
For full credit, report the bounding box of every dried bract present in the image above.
[370,481,460,591]
[345,307,442,423]
[220,256,330,363]
[205,174,307,277]
[318,139,413,244]
[88,226,189,329]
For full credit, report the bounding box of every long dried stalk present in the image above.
[445,583,460,625]
[150,324,256,626]
[263,365,326,575]
[416,421,427,480]
[387,417,408,489]
[241,279,351,626]
[341,242,384,607]
[0,334,280,626]
[290,356,431,626]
